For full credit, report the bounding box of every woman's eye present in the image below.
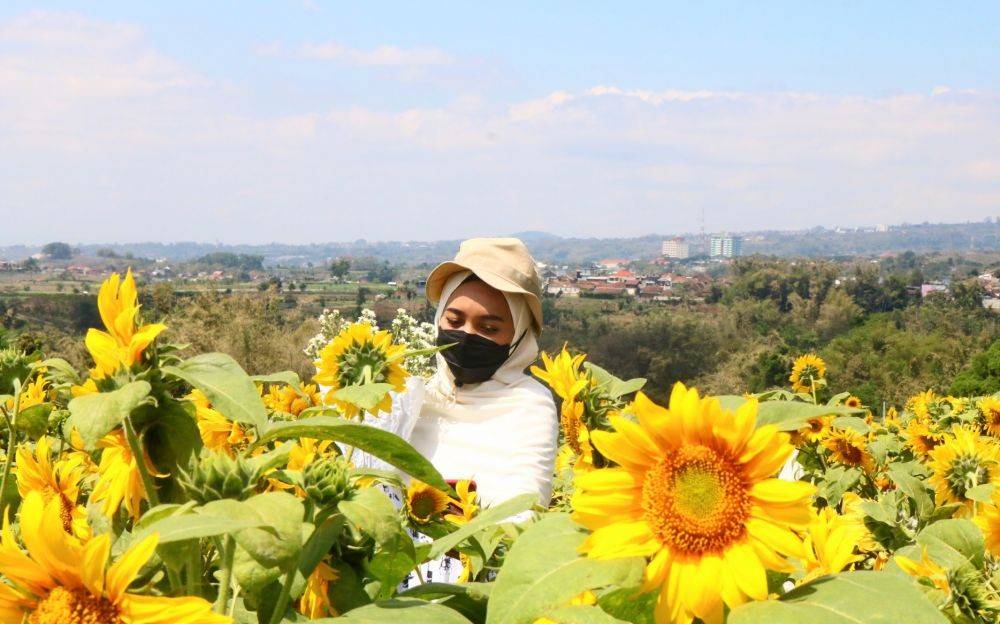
[482,326,498,334]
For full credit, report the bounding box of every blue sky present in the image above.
[0,2,998,243]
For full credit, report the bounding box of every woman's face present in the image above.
[440,279,515,344]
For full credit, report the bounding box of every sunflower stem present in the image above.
[123,415,160,507]
[187,547,202,596]
[0,381,21,509]
[214,535,236,613]
[267,566,297,624]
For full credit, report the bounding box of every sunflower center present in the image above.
[829,438,864,466]
[642,445,750,557]
[29,587,122,624]
[946,454,992,499]
[408,490,444,521]
[335,343,389,386]
[561,409,583,455]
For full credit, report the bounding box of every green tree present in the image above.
[329,258,351,279]
[42,242,73,259]
[951,340,1000,396]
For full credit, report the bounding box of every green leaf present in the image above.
[251,371,302,386]
[756,401,862,432]
[728,571,947,623]
[543,606,630,624]
[368,531,418,599]
[331,383,396,411]
[428,493,537,560]
[486,514,644,624]
[916,518,985,569]
[162,353,267,429]
[139,398,201,473]
[332,599,474,623]
[200,492,305,569]
[134,511,266,544]
[965,483,994,504]
[831,415,870,434]
[583,363,645,399]
[67,381,151,449]
[597,588,656,624]
[32,358,80,384]
[338,487,402,545]
[887,466,934,519]
[16,403,51,439]
[288,514,345,601]
[254,416,449,492]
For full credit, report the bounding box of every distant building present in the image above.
[875,224,889,233]
[921,283,948,298]
[710,235,742,258]
[661,237,690,259]
[597,258,629,270]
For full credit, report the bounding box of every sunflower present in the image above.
[0,491,229,624]
[823,429,875,472]
[974,490,1000,556]
[789,354,826,393]
[189,390,248,455]
[530,348,588,401]
[843,395,863,410]
[313,322,407,418]
[298,560,339,619]
[801,507,866,583]
[405,480,452,523]
[840,492,878,553]
[572,384,814,624]
[14,438,88,538]
[896,548,950,592]
[928,427,1000,512]
[456,553,473,583]
[90,429,163,521]
[444,480,478,526]
[287,438,335,472]
[791,415,832,445]
[5,377,48,413]
[70,378,98,398]
[907,390,939,421]
[84,269,166,379]
[978,397,1000,437]
[881,407,902,434]
[945,396,966,414]
[262,383,322,417]
[560,398,588,455]
[905,419,944,457]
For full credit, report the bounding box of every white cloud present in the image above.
[1,11,998,244]
[259,39,455,67]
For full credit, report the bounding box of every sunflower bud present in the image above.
[302,456,352,509]
[179,452,258,504]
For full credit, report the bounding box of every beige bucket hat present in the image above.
[426,237,544,333]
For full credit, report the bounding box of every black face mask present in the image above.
[436,329,520,386]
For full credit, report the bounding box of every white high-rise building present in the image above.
[710,235,742,258]
[661,237,690,259]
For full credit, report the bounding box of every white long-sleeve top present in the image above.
[361,375,559,509]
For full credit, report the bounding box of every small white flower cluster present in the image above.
[388,308,438,377]
[304,307,438,377]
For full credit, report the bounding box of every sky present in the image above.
[0,1,998,244]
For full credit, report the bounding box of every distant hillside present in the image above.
[2,220,998,266]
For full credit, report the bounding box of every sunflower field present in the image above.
[0,271,998,624]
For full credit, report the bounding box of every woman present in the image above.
[370,237,559,509]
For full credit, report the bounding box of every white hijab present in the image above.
[409,270,558,507]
